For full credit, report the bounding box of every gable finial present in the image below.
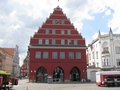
[58,0,59,6]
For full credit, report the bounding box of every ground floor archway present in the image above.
[70,67,80,81]
[36,67,47,83]
[53,66,64,82]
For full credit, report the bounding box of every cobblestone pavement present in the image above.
[12,79,120,90]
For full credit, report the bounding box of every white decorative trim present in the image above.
[29,45,86,49]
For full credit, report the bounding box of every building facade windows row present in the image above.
[38,39,78,45]
[45,29,71,34]
[35,51,81,60]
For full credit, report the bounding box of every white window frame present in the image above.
[61,39,65,45]
[103,47,108,52]
[117,59,120,66]
[52,39,56,45]
[52,29,56,34]
[60,52,65,59]
[76,52,81,59]
[35,52,41,59]
[61,20,64,24]
[61,30,64,34]
[74,40,78,45]
[52,20,56,24]
[68,39,71,45]
[43,52,48,59]
[46,29,49,34]
[68,30,71,34]
[69,52,74,59]
[45,39,49,44]
[38,39,42,44]
[116,47,120,54]
[52,52,58,59]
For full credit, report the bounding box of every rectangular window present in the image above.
[106,59,109,66]
[52,52,58,59]
[76,52,81,59]
[61,30,64,34]
[52,20,56,24]
[60,52,65,59]
[68,30,71,34]
[38,39,42,44]
[92,52,94,59]
[69,52,74,59]
[68,39,71,45]
[45,39,49,44]
[61,20,64,24]
[74,40,78,45]
[35,52,41,59]
[46,29,49,34]
[43,52,48,59]
[96,51,98,59]
[52,39,56,45]
[61,39,65,45]
[103,47,108,52]
[116,47,120,54]
[89,54,91,60]
[52,29,56,34]
[117,59,120,66]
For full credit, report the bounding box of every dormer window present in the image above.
[74,40,78,45]
[52,20,56,24]
[38,39,42,44]
[45,39,49,44]
[52,39,56,45]
[46,29,49,34]
[68,39,72,45]
[61,30,64,34]
[68,30,71,34]
[61,20,64,24]
[61,39,65,45]
[52,29,56,34]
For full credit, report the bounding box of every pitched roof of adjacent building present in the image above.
[2,48,15,56]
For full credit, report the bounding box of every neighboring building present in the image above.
[3,45,20,77]
[0,47,13,73]
[0,48,6,70]
[87,28,120,82]
[20,63,28,77]
[22,51,30,77]
[29,6,87,83]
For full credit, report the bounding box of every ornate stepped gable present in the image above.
[30,6,85,46]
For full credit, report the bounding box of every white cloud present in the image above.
[105,9,111,15]
[92,33,98,39]
[92,32,107,40]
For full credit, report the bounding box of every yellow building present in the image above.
[0,48,13,74]
[0,48,6,70]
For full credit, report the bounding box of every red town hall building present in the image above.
[29,6,87,83]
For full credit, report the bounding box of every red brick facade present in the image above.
[29,6,87,83]
[20,64,28,77]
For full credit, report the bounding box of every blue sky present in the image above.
[0,0,120,66]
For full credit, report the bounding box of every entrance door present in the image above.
[73,74,76,81]
[70,67,80,81]
[36,67,47,83]
[53,67,64,82]
[90,71,97,82]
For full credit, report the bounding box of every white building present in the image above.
[13,45,20,77]
[87,28,120,82]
